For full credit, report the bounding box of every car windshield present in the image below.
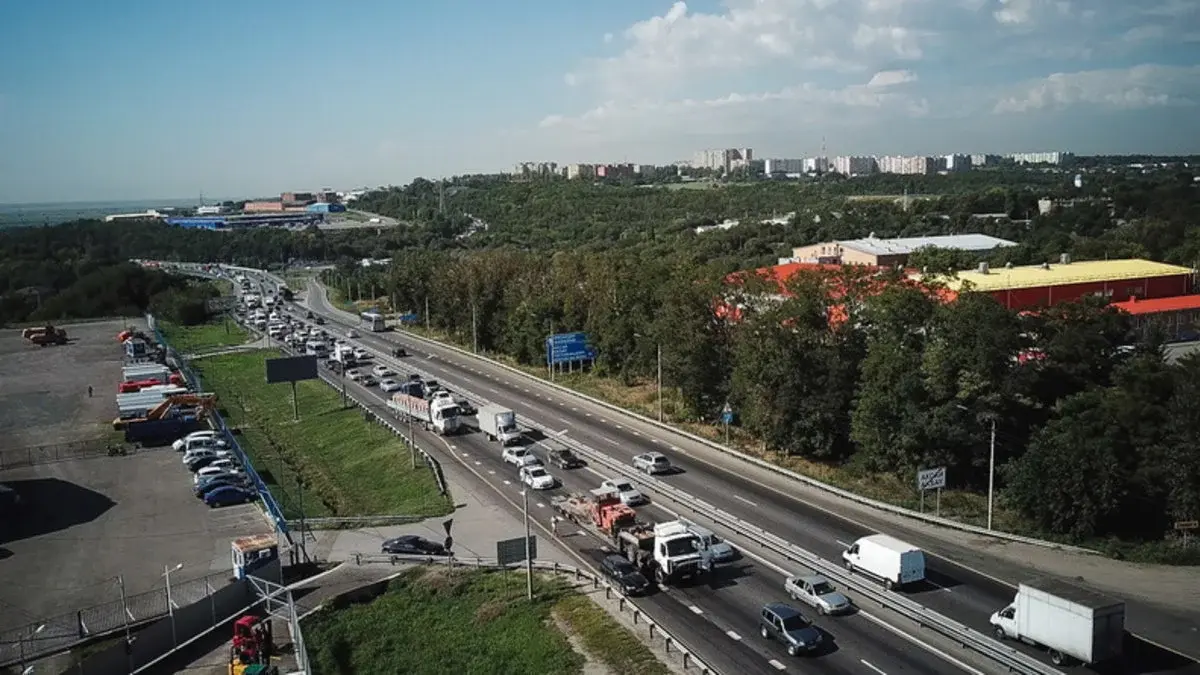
[781,614,811,632]
[653,457,668,465]
[613,561,636,575]
[529,469,546,478]
[615,482,633,492]
[811,581,835,595]
[664,538,697,557]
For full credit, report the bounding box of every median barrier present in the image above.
[286,274,1097,555]
[345,553,716,674]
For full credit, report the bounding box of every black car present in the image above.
[549,448,585,470]
[382,535,449,556]
[305,311,314,319]
[392,347,408,358]
[599,554,651,595]
[314,316,325,325]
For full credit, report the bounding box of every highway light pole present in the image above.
[522,489,533,601]
[471,304,478,354]
[163,563,183,646]
[656,343,663,422]
[988,417,997,532]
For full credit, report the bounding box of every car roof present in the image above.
[603,554,634,566]
[796,574,830,585]
[764,603,803,619]
[644,452,666,459]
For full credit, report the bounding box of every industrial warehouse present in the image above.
[107,190,350,230]
[729,234,1200,341]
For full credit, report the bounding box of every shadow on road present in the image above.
[0,478,115,545]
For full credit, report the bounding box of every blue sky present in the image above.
[1,0,1198,203]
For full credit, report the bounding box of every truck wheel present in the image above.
[992,627,1005,640]
[655,567,666,585]
[883,579,894,591]
[1049,650,1067,666]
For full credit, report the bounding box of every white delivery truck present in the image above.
[477,404,521,446]
[990,578,1125,666]
[841,534,926,590]
[388,393,462,436]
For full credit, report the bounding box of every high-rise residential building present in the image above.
[513,161,558,177]
[693,148,753,172]
[802,157,830,174]
[970,154,1001,167]
[764,158,805,174]
[565,163,596,180]
[833,156,878,176]
[1007,151,1073,165]
[944,154,973,172]
[877,155,936,175]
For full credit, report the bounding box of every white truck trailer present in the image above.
[387,393,462,436]
[477,403,521,445]
[990,578,1125,666]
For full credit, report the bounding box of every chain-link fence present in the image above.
[0,570,231,668]
[0,439,115,471]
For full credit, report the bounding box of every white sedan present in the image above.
[503,447,542,468]
[600,478,648,506]
[372,365,395,378]
[520,465,556,490]
[380,378,402,392]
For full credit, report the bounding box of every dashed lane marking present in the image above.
[488,387,500,394]
[474,461,482,466]
[503,480,511,485]
[571,406,579,411]
[585,413,593,417]
[669,445,681,451]
[600,436,619,445]
[733,495,758,507]
[835,540,850,548]
[488,470,496,475]
[861,660,887,675]
[558,417,571,424]
[688,605,703,615]
[725,630,742,641]
[632,430,641,436]
[615,424,624,430]
[768,660,786,671]
[536,503,546,508]
[651,438,662,444]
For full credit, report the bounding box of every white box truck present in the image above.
[387,393,462,436]
[841,534,926,590]
[990,578,1125,666]
[477,404,521,446]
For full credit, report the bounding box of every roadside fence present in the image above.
[0,570,231,668]
[344,553,716,674]
[0,439,116,471]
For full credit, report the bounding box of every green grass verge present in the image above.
[189,349,452,520]
[303,567,666,675]
[159,319,248,354]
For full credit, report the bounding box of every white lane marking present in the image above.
[861,660,886,675]
[585,413,593,417]
[733,495,758,507]
[450,444,458,449]
[503,480,511,485]
[768,660,786,671]
[688,605,704,615]
[651,438,662,444]
[488,470,496,475]
[600,436,619,445]
[460,453,469,458]
[536,503,546,508]
[725,630,742,641]
[600,545,610,552]
[836,540,850,548]
[927,579,954,593]
[523,387,530,392]
[669,445,681,451]
[615,424,624,430]
[571,406,579,411]
[474,461,482,466]
[558,417,571,424]
[632,431,641,436]
[601,417,610,423]
[488,387,500,394]
[557,429,569,436]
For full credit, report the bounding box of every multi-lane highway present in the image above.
[269,315,986,675]
[214,265,1200,675]
[297,276,1200,675]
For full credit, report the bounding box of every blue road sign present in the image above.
[398,312,419,324]
[546,332,596,365]
[721,402,735,425]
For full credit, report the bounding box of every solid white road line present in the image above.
[836,540,850,548]
[725,630,742,641]
[861,660,887,675]
[733,495,759,507]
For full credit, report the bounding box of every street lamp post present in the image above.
[163,563,183,647]
[987,417,997,532]
[656,343,663,422]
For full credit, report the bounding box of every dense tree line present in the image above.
[324,245,1200,548]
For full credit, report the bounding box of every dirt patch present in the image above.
[417,565,466,594]
[475,600,507,625]
[552,611,616,675]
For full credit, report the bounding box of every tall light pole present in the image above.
[471,304,478,354]
[656,343,663,422]
[163,563,183,647]
[987,417,997,532]
[522,489,533,601]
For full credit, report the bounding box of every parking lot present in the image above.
[0,318,272,646]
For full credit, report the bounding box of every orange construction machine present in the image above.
[551,487,640,536]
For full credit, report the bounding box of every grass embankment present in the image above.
[158,319,248,354]
[304,566,668,675]
[189,349,453,520]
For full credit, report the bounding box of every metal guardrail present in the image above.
[202,265,1064,675]
[284,273,1096,556]
[345,553,717,674]
[309,308,1065,675]
[0,439,115,470]
[298,515,426,529]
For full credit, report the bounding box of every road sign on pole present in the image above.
[545,332,596,366]
[917,467,947,516]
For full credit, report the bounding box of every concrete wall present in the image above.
[57,578,255,675]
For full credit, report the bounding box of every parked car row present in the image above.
[175,431,257,508]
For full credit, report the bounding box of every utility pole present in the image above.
[340,361,347,408]
[425,296,430,331]
[297,477,308,562]
[988,417,997,532]
[523,489,533,601]
[409,412,416,470]
[656,343,663,422]
[472,304,478,353]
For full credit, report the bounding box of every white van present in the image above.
[305,340,328,357]
[842,534,926,590]
[183,436,226,453]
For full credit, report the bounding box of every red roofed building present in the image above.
[1111,294,1200,341]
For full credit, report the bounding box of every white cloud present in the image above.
[566,0,934,100]
[993,0,1035,25]
[603,32,613,44]
[993,64,1200,113]
[867,69,918,87]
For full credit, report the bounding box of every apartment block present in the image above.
[970,154,1001,167]
[693,148,754,172]
[513,161,558,177]
[1007,151,1074,165]
[833,156,878,176]
[944,154,973,172]
[802,157,830,174]
[764,158,805,175]
[877,155,936,175]
[565,163,595,180]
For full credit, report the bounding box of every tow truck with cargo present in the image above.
[387,392,462,435]
[552,487,710,586]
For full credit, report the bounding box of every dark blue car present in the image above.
[203,486,255,508]
[194,477,248,499]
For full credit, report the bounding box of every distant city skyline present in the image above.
[1,0,1198,202]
